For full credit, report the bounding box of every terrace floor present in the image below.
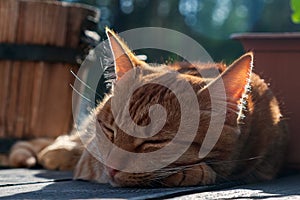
[0,168,299,199]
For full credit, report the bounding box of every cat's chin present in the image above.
[106,172,138,187]
[107,176,135,188]
[108,179,121,187]
[105,167,126,187]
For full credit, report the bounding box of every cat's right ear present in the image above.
[201,52,253,116]
[106,28,145,80]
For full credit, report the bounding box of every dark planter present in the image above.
[232,33,300,169]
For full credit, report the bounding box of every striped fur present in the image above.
[8,29,288,188]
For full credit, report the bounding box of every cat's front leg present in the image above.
[161,163,216,187]
[37,135,83,170]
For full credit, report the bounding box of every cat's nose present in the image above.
[107,167,119,178]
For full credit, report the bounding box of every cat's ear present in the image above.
[105,28,145,80]
[205,52,253,110]
[220,52,253,104]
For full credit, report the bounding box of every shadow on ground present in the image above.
[0,169,299,199]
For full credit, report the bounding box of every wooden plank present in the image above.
[0,62,11,137]
[16,1,69,138]
[29,62,44,136]
[6,62,21,137]
[0,0,19,138]
[14,62,34,138]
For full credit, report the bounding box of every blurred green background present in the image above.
[63,0,299,63]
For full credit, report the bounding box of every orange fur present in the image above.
[7,28,288,188]
[9,138,53,168]
[73,29,287,187]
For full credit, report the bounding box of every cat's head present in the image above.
[95,28,253,187]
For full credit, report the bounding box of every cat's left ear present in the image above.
[204,52,253,110]
[106,28,146,80]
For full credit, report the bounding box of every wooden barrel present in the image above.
[0,0,100,141]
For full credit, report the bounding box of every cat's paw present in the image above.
[161,163,216,187]
[9,141,37,168]
[37,135,83,171]
[9,138,54,168]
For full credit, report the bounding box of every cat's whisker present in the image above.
[8,27,287,189]
[153,165,234,186]
[154,155,263,177]
[205,156,263,165]
[70,84,93,103]
[70,70,103,98]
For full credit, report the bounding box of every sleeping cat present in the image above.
[8,28,288,187]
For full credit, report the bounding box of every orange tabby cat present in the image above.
[8,28,287,187]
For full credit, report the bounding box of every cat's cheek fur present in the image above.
[162,163,216,187]
[74,149,108,183]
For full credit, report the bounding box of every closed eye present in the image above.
[98,121,114,141]
[137,139,170,152]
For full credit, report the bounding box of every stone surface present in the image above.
[0,169,299,199]
[170,174,300,199]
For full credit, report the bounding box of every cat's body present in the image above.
[7,28,288,187]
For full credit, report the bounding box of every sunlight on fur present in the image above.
[7,28,288,188]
